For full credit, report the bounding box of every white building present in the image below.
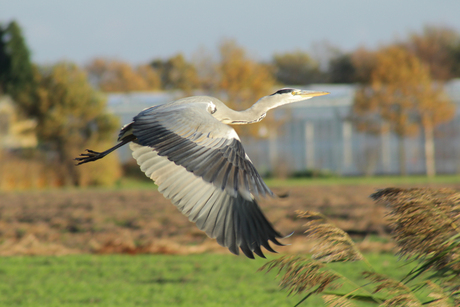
[107,80,460,176]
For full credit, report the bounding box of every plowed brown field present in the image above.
[0,183,454,256]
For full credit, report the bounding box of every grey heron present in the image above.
[76,88,329,258]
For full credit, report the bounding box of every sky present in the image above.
[1,0,460,65]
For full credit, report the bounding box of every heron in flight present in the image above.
[76,88,329,258]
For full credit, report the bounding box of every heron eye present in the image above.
[207,102,217,114]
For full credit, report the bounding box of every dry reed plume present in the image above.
[260,188,460,306]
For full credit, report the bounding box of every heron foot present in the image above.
[75,149,105,165]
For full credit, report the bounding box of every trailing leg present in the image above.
[75,134,136,165]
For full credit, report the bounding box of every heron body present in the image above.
[76,88,328,258]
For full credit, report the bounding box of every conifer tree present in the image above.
[0,21,36,113]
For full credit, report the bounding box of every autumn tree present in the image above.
[150,53,200,94]
[137,64,162,90]
[352,48,379,84]
[35,62,121,186]
[216,39,280,140]
[329,27,460,84]
[403,25,460,80]
[191,47,219,92]
[353,46,455,176]
[86,58,161,92]
[0,21,36,112]
[218,40,275,112]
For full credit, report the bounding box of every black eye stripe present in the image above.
[270,89,294,96]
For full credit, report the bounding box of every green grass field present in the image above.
[111,174,460,191]
[0,253,420,307]
[263,174,460,187]
[17,174,460,194]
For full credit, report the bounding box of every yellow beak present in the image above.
[296,90,330,98]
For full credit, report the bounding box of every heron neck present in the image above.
[228,99,272,124]
[246,95,281,115]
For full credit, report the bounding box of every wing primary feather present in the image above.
[252,245,266,258]
[184,148,216,171]
[178,147,213,167]
[166,173,197,201]
[173,179,205,212]
[227,198,240,254]
[193,191,222,231]
[210,195,229,243]
[225,147,237,166]
[135,130,171,146]
[201,192,227,237]
[240,171,251,199]
[192,153,224,178]
[202,158,229,184]
[245,203,279,253]
[218,197,234,248]
[154,135,184,151]
[219,163,233,191]
[235,231,252,258]
[231,167,239,196]
[166,142,198,160]
[247,174,259,198]
[185,185,215,220]
[247,199,284,241]
[235,203,255,258]
[244,204,263,252]
[158,139,192,157]
[239,241,255,259]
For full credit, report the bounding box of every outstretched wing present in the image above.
[131,103,273,200]
[126,102,283,258]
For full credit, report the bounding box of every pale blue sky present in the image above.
[1,0,460,65]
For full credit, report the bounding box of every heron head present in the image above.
[253,88,329,111]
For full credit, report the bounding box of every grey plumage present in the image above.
[76,88,329,258]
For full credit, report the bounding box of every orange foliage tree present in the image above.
[217,39,278,137]
[353,46,455,176]
[150,54,200,95]
[404,25,460,81]
[86,58,161,92]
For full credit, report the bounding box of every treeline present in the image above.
[1,20,459,188]
[84,26,460,92]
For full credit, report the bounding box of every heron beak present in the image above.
[295,90,330,98]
